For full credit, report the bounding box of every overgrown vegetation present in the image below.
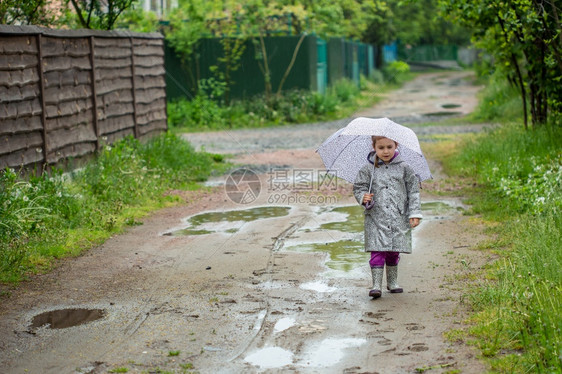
[0,133,226,283]
[168,78,360,130]
[167,64,411,131]
[441,76,562,372]
[440,0,562,128]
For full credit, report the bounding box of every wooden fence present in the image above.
[0,25,167,171]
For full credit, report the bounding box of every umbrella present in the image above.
[316,117,432,184]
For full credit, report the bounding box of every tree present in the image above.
[165,4,207,96]
[440,0,562,128]
[0,0,55,25]
[68,0,135,30]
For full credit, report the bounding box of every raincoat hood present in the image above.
[367,150,402,165]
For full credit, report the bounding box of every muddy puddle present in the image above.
[244,337,366,369]
[422,111,463,117]
[441,103,462,109]
[244,347,294,368]
[168,206,291,236]
[30,308,105,330]
[283,201,463,276]
[422,201,465,216]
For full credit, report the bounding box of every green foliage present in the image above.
[0,133,225,283]
[471,71,523,124]
[69,0,135,30]
[167,78,360,131]
[389,0,470,46]
[115,5,159,32]
[165,5,208,94]
[451,123,562,217]
[439,0,562,127]
[382,61,411,84]
[0,0,54,25]
[444,95,562,370]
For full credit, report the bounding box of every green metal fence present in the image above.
[166,35,319,101]
[165,35,376,101]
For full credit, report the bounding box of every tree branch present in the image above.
[276,33,307,96]
[70,0,88,28]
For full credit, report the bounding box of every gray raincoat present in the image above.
[353,152,422,253]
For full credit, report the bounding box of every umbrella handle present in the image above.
[368,164,374,193]
[363,165,375,210]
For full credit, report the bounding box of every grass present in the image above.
[0,133,228,283]
[434,73,562,372]
[108,368,129,373]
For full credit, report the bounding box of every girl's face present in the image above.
[374,137,397,163]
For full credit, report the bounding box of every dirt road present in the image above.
[0,71,490,373]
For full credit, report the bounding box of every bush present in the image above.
[471,71,523,124]
[167,78,362,131]
[382,61,411,84]
[453,123,562,216]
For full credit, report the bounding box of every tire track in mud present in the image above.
[227,215,310,363]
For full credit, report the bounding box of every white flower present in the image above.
[536,197,546,204]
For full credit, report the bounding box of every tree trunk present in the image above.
[497,14,528,129]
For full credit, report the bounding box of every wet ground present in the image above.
[0,70,492,373]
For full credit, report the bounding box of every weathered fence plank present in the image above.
[0,36,38,54]
[0,116,43,135]
[0,147,43,169]
[0,68,39,87]
[0,85,40,103]
[0,132,43,155]
[44,70,91,88]
[0,54,38,70]
[0,25,167,171]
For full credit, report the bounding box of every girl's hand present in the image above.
[362,193,374,204]
[409,218,420,228]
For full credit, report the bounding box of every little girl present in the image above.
[353,136,422,299]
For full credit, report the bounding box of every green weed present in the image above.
[0,133,226,283]
[108,368,129,373]
[441,87,561,371]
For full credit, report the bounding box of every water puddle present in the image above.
[244,347,294,368]
[274,317,296,334]
[422,201,464,215]
[284,205,365,274]
[171,206,291,236]
[301,338,366,367]
[318,205,364,233]
[300,281,337,293]
[441,103,462,109]
[422,111,463,117]
[290,241,365,273]
[30,308,105,329]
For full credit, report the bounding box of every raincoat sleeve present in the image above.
[353,165,371,205]
[404,165,423,219]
